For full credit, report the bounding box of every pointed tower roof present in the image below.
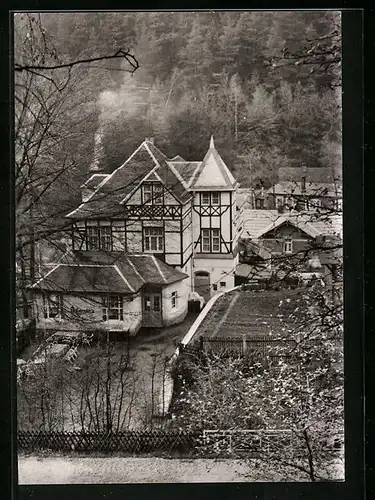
[189,136,237,191]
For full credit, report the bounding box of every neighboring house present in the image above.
[237,209,342,281]
[31,252,189,335]
[31,136,240,334]
[266,179,342,212]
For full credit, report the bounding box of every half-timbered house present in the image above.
[31,136,240,334]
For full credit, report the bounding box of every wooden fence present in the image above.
[18,429,295,457]
[186,336,297,359]
[18,429,201,454]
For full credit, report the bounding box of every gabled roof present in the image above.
[31,251,188,294]
[188,136,237,191]
[66,140,191,219]
[256,214,321,239]
[242,209,343,240]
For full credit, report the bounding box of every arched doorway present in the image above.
[194,271,210,302]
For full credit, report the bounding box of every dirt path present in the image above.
[18,456,250,484]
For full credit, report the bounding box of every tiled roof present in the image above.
[146,142,191,203]
[189,136,237,191]
[242,209,342,239]
[66,140,191,219]
[168,161,202,187]
[31,251,188,294]
[267,181,342,198]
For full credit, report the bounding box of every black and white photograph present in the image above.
[15,10,344,484]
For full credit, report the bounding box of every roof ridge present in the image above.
[151,255,167,283]
[113,264,135,293]
[127,256,146,282]
[143,141,161,168]
[167,161,190,190]
[31,263,61,288]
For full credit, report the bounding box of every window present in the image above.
[143,183,163,205]
[201,192,220,205]
[283,240,293,254]
[201,228,221,253]
[153,184,163,205]
[144,227,164,252]
[255,198,265,209]
[212,284,218,291]
[212,228,220,252]
[86,226,113,251]
[211,192,220,205]
[153,295,161,312]
[220,282,226,288]
[276,197,283,208]
[43,293,63,319]
[102,295,124,321]
[312,198,322,209]
[143,184,152,204]
[201,192,210,205]
[144,295,161,312]
[171,291,178,308]
[99,226,111,251]
[87,226,99,250]
[296,198,308,211]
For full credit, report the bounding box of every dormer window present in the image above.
[283,240,293,254]
[201,192,220,205]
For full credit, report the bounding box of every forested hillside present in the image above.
[16,11,341,213]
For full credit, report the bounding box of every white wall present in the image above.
[193,255,238,297]
[162,279,189,326]
[33,292,142,335]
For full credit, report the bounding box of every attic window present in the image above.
[142,183,164,205]
[283,240,293,254]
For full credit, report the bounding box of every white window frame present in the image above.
[43,293,63,319]
[211,192,220,205]
[201,228,221,253]
[201,192,210,205]
[99,225,112,251]
[144,226,164,252]
[201,192,220,205]
[87,226,99,250]
[102,295,124,321]
[283,240,293,254]
[142,184,153,204]
[153,184,164,205]
[171,291,178,309]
